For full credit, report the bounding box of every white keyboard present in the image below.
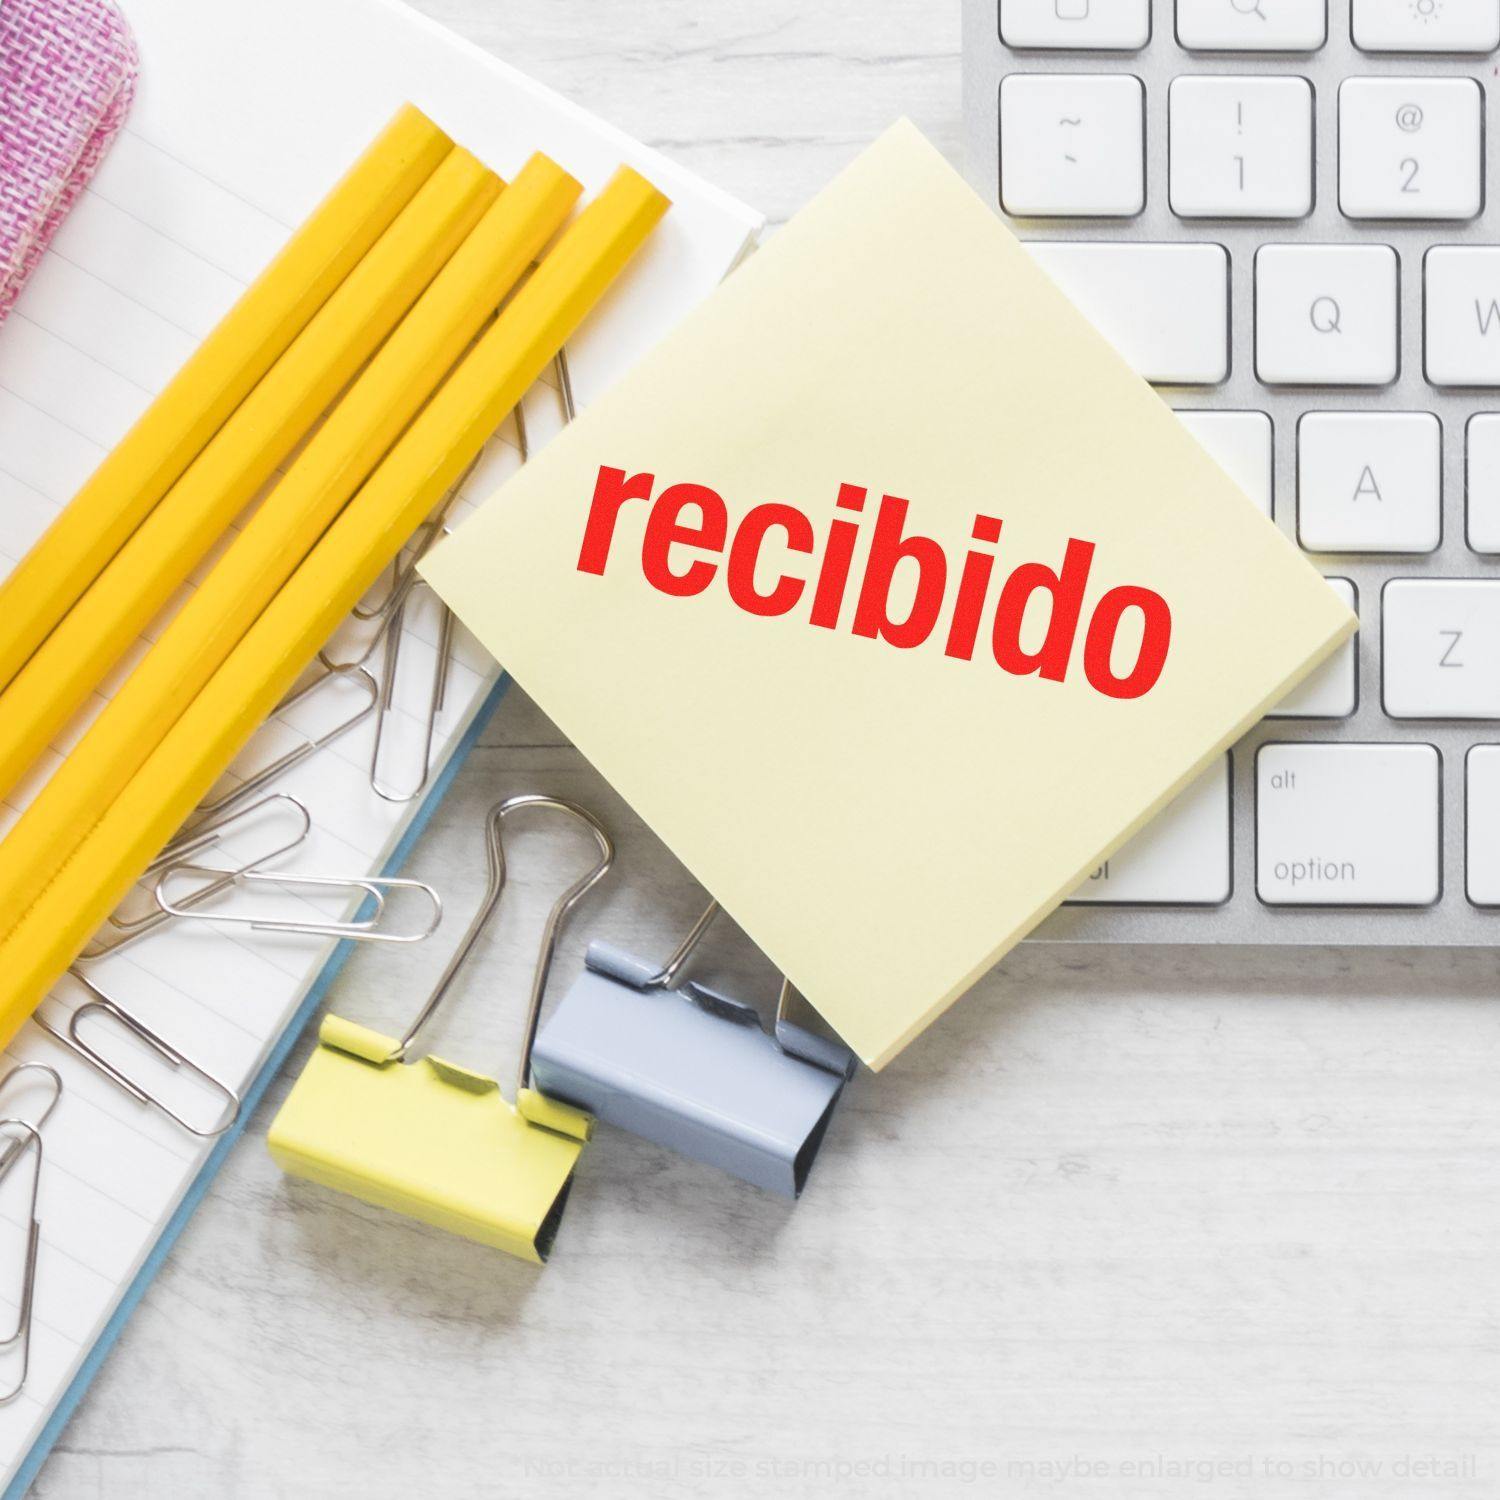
[963,0,1500,943]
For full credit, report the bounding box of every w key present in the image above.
[1383,580,1500,718]
[1427,248,1500,386]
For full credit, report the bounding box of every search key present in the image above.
[1177,0,1327,51]
[1255,244,1399,386]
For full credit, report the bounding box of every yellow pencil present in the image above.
[0,153,583,942]
[0,146,501,803]
[0,104,451,698]
[0,166,670,1042]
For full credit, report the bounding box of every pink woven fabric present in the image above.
[0,0,138,321]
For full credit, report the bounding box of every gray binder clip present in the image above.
[530,900,856,1198]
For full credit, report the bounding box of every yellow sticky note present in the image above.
[421,121,1354,1070]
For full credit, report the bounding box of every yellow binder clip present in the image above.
[267,794,614,1263]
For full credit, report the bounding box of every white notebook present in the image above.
[0,0,760,1487]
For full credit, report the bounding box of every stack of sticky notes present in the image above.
[423,120,1355,1069]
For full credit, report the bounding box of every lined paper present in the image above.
[0,0,759,1483]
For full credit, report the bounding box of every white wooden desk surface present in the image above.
[33,4,1500,1497]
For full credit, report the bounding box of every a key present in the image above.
[1255,244,1398,386]
[1297,411,1440,552]
[1383,579,1500,718]
[1269,578,1357,717]
[1069,757,1230,905]
[1467,415,1500,552]
[1001,75,1145,217]
[1353,0,1500,53]
[1028,242,1229,384]
[1257,742,1440,905]
[1169,76,1313,220]
[1339,78,1482,222]
[1177,0,1327,52]
[1426,247,1500,387]
[1465,747,1500,904]
[1175,409,1272,515]
[1001,0,1151,49]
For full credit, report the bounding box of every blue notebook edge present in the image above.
[6,675,511,1499]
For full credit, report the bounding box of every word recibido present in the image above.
[576,468,1173,699]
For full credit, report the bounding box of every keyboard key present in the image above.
[1465,747,1500,904]
[1001,75,1145,217]
[1255,244,1398,386]
[1297,411,1441,552]
[1269,578,1358,717]
[1169,76,1314,219]
[1338,78,1483,221]
[1028,242,1229,384]
[1383,579,1500,718]
[1175,409,1272,515]
[1467,414,1500,552]
[1001,0,1151,49]
[1070,757,1230,905]
[1426,247,1500,386]
[1177,0,1327,52]
[1257,743,1440,906]
[1353,0,1500,53]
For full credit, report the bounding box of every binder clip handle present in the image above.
[773,978,857,1080]
[385,795,614,1107]
[639,899,722,990]
[603,899,856,1079]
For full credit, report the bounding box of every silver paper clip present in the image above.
[0,1120,42,1405]
[193,662,377,824]
[325,451,480,801]
[363,349,574,805]
[531,900,856,1198]
[0,1063,61,1176]
[38,973,240,1138]
[322,448,480,675]
[510,347,575,459]
[0,1059,59,1401]
[79,794,313,961]
[555,347,577,423]
[368,578,454,805]
[152,862,442,945]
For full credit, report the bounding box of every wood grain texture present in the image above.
[33,4,1500,1497]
